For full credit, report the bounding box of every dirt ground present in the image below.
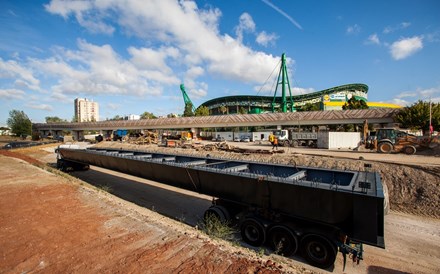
[1,142,440,274]
[0,152,307,274]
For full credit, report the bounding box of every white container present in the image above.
[318,132,361,149]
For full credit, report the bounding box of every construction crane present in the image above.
[271,53,295,113]
[180,84,196,113]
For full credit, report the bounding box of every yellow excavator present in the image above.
[370,128,438,154]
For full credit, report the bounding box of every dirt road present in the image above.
[0,154,303,273]
[1,144,440,273]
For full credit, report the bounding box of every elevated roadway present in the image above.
[34,109,398,134]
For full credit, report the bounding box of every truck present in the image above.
[374,128,439,154]
[56,146,386,269]
[113,129,128,141]
[273,129,318,147]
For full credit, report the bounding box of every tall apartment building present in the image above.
[74,98,99,122]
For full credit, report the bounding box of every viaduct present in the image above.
[33,109,398,140]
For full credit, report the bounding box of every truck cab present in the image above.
[273,129,290,146]
[376,128,408,144]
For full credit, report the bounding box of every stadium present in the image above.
[198,83,401,115]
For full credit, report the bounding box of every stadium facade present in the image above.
[199,83,400,115]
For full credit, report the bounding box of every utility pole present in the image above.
[429,100,433,137]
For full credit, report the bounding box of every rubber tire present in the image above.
[268,225,298,256]
[378,142,393,153]
[204,205,230,223]
[403,145,416,155]
[300,234,337,269]
[282,140,290,147]
[57,159,65,171]
[240,218,266,247]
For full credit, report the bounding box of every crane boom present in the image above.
[180,84,196,112]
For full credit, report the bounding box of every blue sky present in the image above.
[1,0,439,123]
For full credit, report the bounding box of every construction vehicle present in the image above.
[180,84,196,113]
[113,129,128,141]
[273,129,317,147]
[375,128,439,154]
[56,146,386,269]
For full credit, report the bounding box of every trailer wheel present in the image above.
[378,142,393,153]
[403,145,416,155]
[301,234,337,269]
[204,205,230,223]
[268,225,298,256]
[57,159,66,171]
[240,218,266,247]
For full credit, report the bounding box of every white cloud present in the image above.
[29,39,180,97]
[292,87,315,95]
[0,0,289,116]
[0,88,26,100]
[366,33,380,45]
[26,103,53,111]
[390,36,423,60]
[0,58,40,90]
[396,91,417,98]
[50,91,71,103]
[107,103,121,111]
[188,87,207,99]
[391,86,440,106]
[346,24,361,35]
[186,66,205,79]
[235,13,256,43]
[45,0,114,34]
[390,98,410,107]
[426,31,440,43]
[128,46,179,73]
[45,0,282,85]
[256,31,278,47]
[383,22,411,34]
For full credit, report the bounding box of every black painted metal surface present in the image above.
[58,147,385,248]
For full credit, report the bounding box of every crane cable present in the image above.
[256,58,281,96]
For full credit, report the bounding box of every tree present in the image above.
[167,113,178,118]
[140,111,157,119]
[219,105,228,115]
[238,107,247,114]
[299,102,321,112]
[45,116,67,123]
[110,115,124,121]
[183,103,194,117]
[342,97,368,110]
[395,100,440,134]
[7,110,31,136]
[194,106,210,116]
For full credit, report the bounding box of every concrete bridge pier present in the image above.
[72,130,84,141]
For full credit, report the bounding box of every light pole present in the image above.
[429,100,433,138]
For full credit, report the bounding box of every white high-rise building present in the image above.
[74,98,99,122]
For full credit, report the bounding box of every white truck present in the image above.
[273,129,318,147]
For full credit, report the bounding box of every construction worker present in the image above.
[272,137,278,150]
[269,133,275,146]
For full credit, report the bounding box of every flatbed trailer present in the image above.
[57,147,385,269]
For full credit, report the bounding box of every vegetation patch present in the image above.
[200,214,236,241]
